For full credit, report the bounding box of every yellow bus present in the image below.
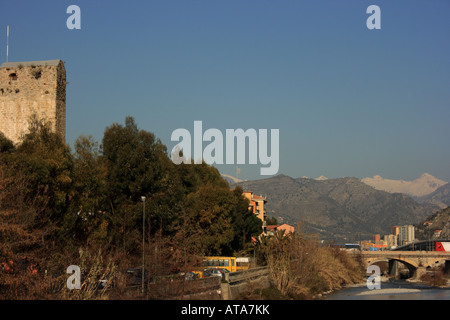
[203,257,237,272]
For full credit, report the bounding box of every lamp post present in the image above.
[141,196,146,296]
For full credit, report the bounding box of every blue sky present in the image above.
[1,0,449,182]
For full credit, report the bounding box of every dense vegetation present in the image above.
[0,117,262,299]
[416,206,450,240]
[257,230,364,299]
[0,116,365,300]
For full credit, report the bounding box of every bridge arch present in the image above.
[364,256,419,279]
[387,258,417,279]
[360,251,450,280]
[366,256,418,268]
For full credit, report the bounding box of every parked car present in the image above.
[203,268,227,280]
[191,270,204,278]
[184,271,200,280]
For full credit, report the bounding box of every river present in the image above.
[323,279,450,300]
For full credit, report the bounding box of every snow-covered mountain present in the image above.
[361,173,447,197]
[221,174,244,185]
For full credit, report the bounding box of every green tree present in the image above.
[68,135,111,245]
[1,118,74,244]
[229,186,263,254]
[0,118,73,288]
[181,183,235,256]
[177,183,262,257]
[102,117,166,202]
[265,216,278,226]
[101,117,177,253]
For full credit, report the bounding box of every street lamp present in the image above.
[141,196,146,296]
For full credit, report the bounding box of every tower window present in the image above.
[9,73,18,81]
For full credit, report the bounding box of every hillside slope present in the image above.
[236,175,439,242]
[416,183,450,209]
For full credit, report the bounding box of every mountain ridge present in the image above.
[416,183,450,209]
[228,174,440,242]
[361,173,447,198]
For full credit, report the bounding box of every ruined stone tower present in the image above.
[0,60,66,144]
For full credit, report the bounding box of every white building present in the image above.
[398,225,415,246]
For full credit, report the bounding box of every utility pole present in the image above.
[141,196,146,296]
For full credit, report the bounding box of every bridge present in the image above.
[359,250,450,279]
[392,239,449,252]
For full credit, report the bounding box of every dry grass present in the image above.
[261,231,363,299]
[420,268,449,287]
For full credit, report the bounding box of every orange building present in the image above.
[392,226,399,236]
[266,224,295,237]
[243,191,267,233]
[278,224,295,235]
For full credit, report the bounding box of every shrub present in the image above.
[260,229,364,299]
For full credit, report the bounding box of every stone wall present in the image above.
[221,267,271,299]
[0,60,66,144]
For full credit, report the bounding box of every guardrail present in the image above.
[221,267,270,299]
[146,276,222,299]
[125,267,270,300]
[225,267,269,285]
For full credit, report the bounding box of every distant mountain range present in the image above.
[416,183,450,209]
[224,174,442,242]
[221,174,244,186]
[361,173,447,197]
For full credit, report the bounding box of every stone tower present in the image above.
[0,60,66,144]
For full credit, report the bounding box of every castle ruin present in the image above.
[0,60,66,144]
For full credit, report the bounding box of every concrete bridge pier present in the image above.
[360,251,450,281]
[445,260,450,275]
[413,267,427,280]
[388,259,420,280]
[389,260,399,279]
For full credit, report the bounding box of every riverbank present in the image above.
[321,277,450,300]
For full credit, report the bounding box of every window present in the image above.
[9,73,18,81]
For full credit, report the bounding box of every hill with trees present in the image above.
[0,116,262,299]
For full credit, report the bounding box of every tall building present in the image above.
[373,234,381,243]
[384,234,398,249]
[0,60,66,144]
[243,191,267,234]
[398,225,415,246]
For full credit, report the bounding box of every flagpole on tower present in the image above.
[6,25,9,62]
